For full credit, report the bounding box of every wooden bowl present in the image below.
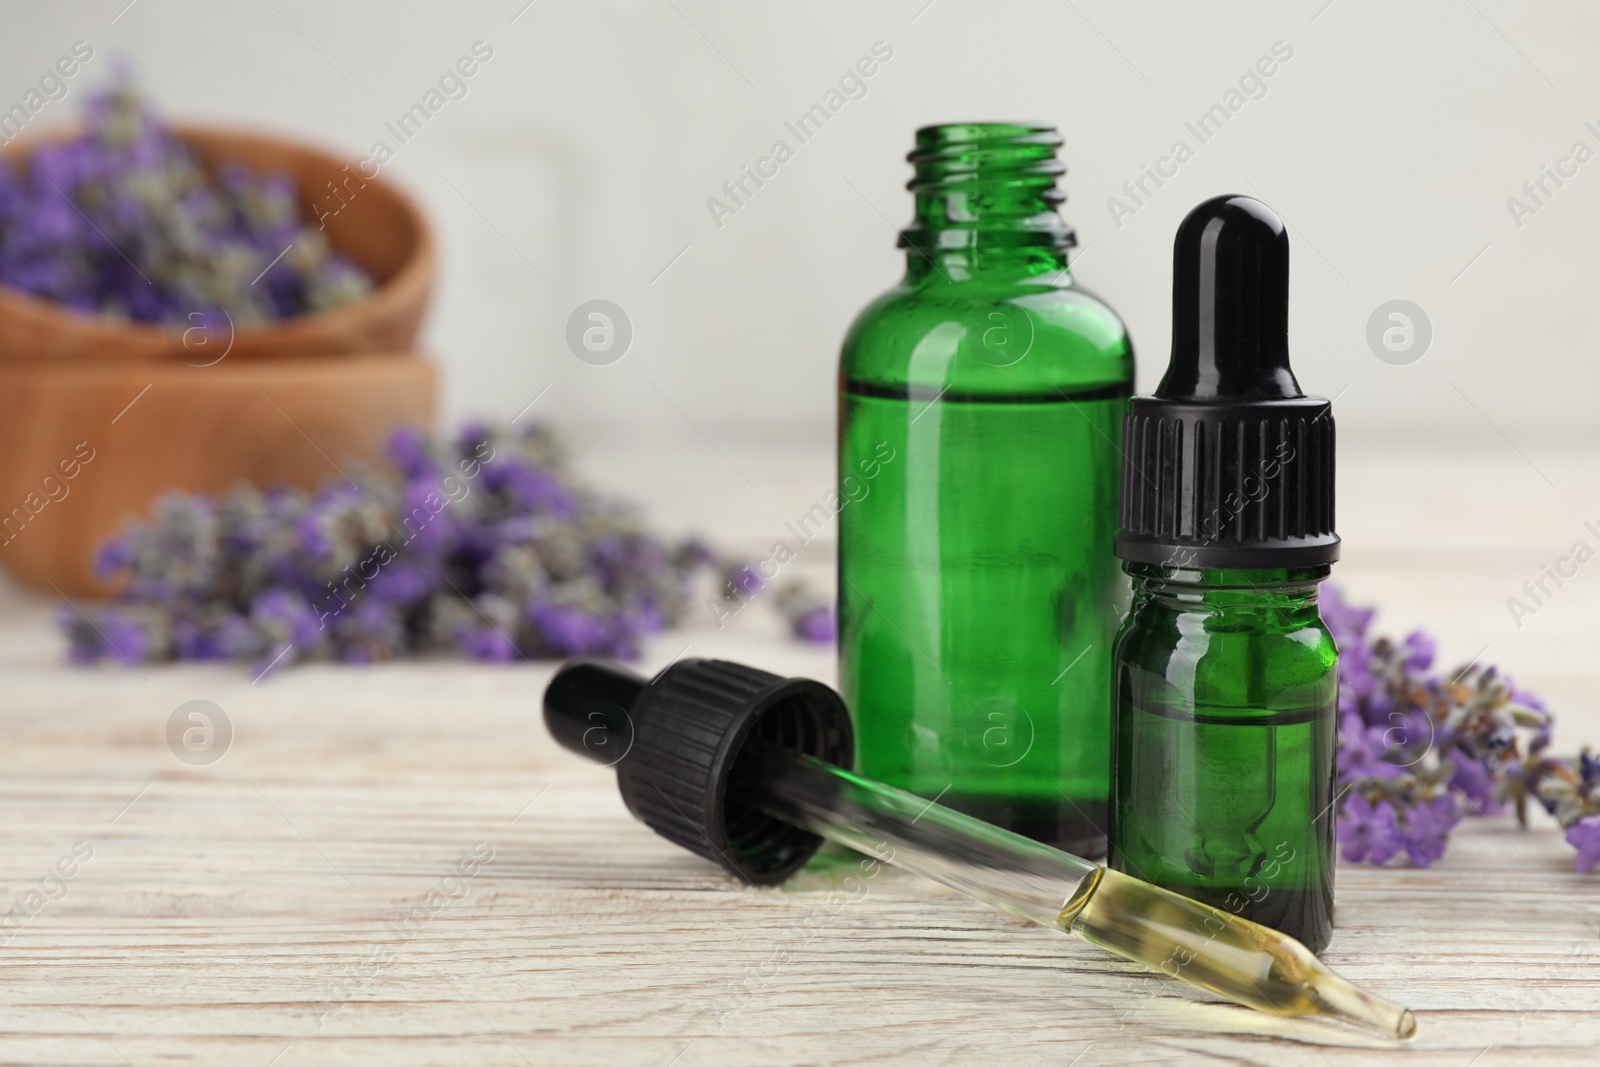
[0,355,435,595]
[0,123,435,363]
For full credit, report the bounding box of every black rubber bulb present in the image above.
[1162,194,1302,402]
[539,657,854,884]
[542,659,644,765]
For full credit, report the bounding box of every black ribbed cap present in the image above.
[1115,195,1339,569]
[542,657,853,885]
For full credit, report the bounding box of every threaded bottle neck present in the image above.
[1127,563,1329,618]
[900,123,1076,279]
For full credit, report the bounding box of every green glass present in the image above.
[1109,564,1337,953]
[837,123,1133,856]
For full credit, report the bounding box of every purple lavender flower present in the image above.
[396,479,457,552]
[723,564,765,600]
[458,625,518,663]
[1337,794,1403,865]
[386,427,435,479]
[1566,816,1600,874]
[103,609,155,663]
[527,605,613,657]
[251,590,324,651]
[1400,797,1462,868]
[1336,711,1405,782]
[172,617,224,661]
[484,456,574,516]
[366,557,436,607]
[294,513,332,561]
[1399,630,1436,673]
[93,537,133,581]
[792,606,837,645]
[456,420,492,457]
[1448,749,1501,814]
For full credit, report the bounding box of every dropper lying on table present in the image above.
[543,657,1416,1042]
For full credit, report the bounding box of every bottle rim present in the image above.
[901,123,1076,254]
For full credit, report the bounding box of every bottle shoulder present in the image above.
[840,274,1134,396]
[1116,602,1338,688]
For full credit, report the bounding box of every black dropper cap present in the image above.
[1115,195,1339,569]
[542,657,853,885]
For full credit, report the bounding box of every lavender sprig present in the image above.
[1325,585,1600,872]
[63,422,836,676]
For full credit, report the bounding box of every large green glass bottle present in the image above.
[837,123,1133,856]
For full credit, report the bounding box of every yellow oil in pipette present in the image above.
[1060,866,1416,1038]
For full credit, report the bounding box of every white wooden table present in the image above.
[1,439,1596,1066]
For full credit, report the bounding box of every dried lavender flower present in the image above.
[65,422,833,676]
[1325,585,1600,872]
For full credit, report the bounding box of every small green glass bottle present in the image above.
[838,123,1133,856]
[1108,195,1340,952]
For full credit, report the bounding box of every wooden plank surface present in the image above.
[1,440,1597,1066]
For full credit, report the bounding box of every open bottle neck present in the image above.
[899,123,1077,284]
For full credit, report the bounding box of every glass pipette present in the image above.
[742,747,1415,1041]
[542,657,1417,1042]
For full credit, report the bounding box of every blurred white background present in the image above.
[6,0,1596,454]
